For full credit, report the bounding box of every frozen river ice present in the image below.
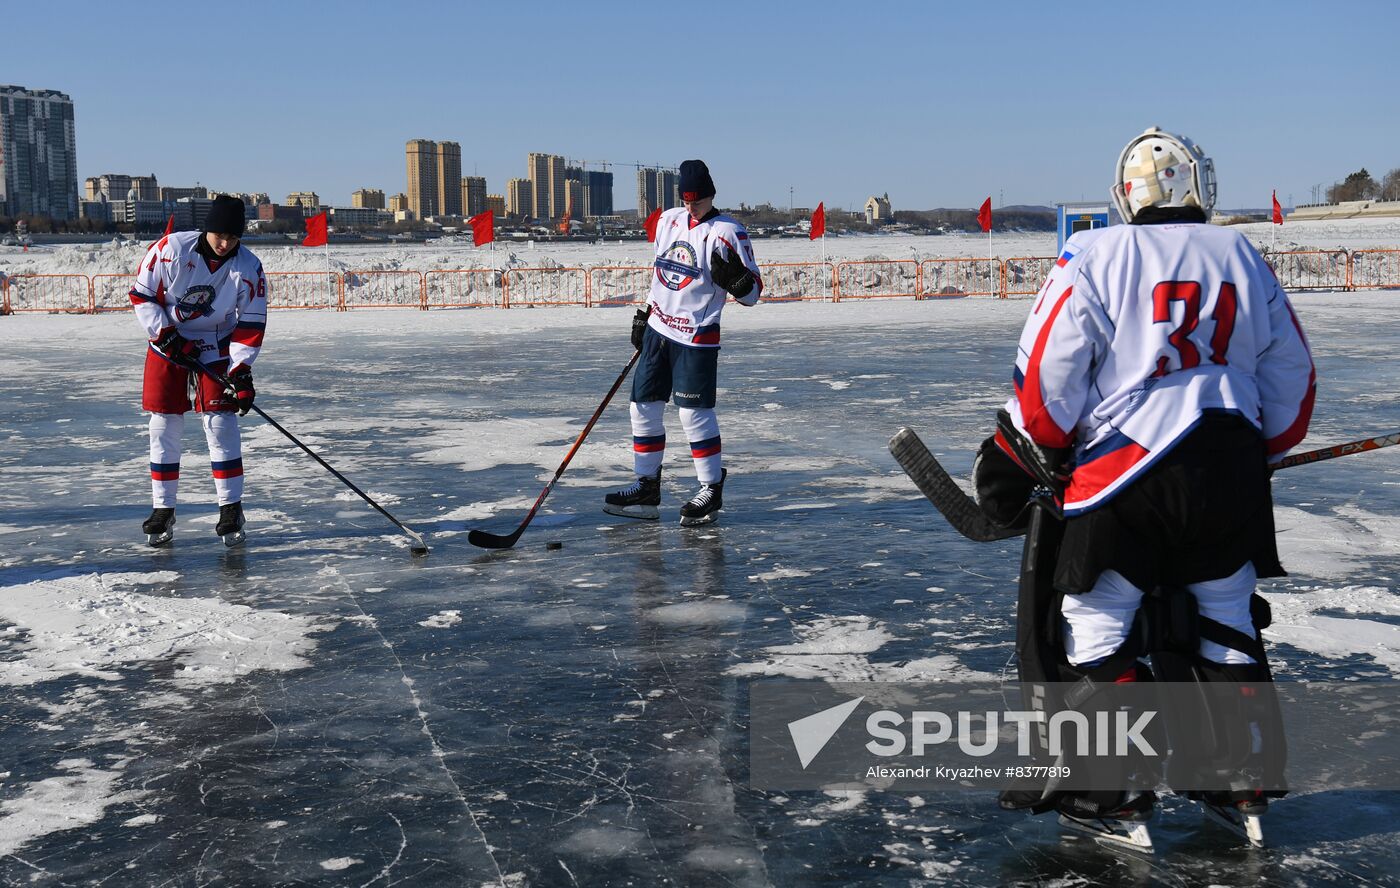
[2,293,1399,886]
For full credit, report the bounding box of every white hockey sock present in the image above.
[1061,570,1144,667]
[1190,563,1259,665]
[630,400,666,477]
[203,411,244,505]
[679,407,722,484]
[149,412,184,508]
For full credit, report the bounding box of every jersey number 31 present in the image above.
[1151,280,1237,377]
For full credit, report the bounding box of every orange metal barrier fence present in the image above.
[505,266,588,308]
[919,258,1003,298]
[1002,256,1058,298]
[1263,250,1349,291]
[13,249,1400,318]
[343,270,424,309]
[92,274,136,311]
[268,271,341,309]
[588,266,652,307]
[425,269,503,308]
[759,262,833,302]
[4,274,92,313]
[834,260,919,301]
[1348,250,1400,290]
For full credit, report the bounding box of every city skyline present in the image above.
[7,2,1400,213]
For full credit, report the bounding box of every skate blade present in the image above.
[603,504,660,520]
[1203,804,1265,847]
[146,531,174,548]
[1057,813,1155,854]
[221,529,247,548]
[679,511,720,527]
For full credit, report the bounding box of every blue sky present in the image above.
[10,1,1399,212]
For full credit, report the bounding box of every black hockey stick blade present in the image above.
[889,427,1024,542]
[466,527,522,550]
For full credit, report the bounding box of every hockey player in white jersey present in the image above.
[131,195,268,547]
[976,128,1314,848]
[604,160,761,526]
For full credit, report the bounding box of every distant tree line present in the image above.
[1327,167,1400,203]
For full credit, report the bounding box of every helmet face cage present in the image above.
[1111,128,1216,222]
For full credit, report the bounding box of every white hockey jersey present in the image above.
[130,231,268,370]
[1005,222,1315,515]
[646,207,762,347]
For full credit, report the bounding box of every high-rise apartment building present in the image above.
[85,173,158,203]
[506,178,533,219]
[461,175,487,217]
[435,141,462,217]
[486,194,506,217]
[527,152,566,220]
[636,168,679,218]
[658,169,679,211]
[285,192,320,212]
[564,179,584,222]
[0,84,79,219]
[583,170,613,218]
[352,188,385,209]
[388,193,409,213]
[160,185,208,202]
[405,139,437,218]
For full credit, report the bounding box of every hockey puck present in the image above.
[410,545,430,557]
[546,541,563,550]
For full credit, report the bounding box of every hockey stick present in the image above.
[891,427,1400,544]
[1272,431,1400,469]
[175,354,430,555]
[468,349,641,550]
[888,428,1022,542]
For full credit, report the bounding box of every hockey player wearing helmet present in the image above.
[975,128,1315,848]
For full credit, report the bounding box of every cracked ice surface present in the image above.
[1,281,1398,884]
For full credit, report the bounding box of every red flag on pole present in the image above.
[644,208,662,242]
[163,214,174,236]
[810,202,826,240]
[977,197,993,233]
[302,211,328,247]
[469,210,495,246]
[1272,190,1283,225]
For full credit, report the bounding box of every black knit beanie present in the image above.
[679,160,716,201]
[203,195,247,237]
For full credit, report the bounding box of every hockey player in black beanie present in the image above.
[678,159,716,202]
[202,195,247,238]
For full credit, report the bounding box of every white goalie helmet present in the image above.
[1111,127,1217,222]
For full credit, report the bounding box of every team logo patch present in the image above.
[175,285,218,322]
[654,241,700,291]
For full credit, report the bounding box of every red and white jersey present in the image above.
[646,207,761,348]
[1005,222,1315,514]
[130,231,268,369]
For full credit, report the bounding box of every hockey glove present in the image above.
[153,327,200,365]
[972,436,1037,528]
[226,365,255,416]
[709,246,755,300]
[631,305,652,351]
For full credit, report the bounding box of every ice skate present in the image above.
[603,470,661,520]
[1199,792,1265,847]
[1056,792,1156,854]
[217,502,246,547]
[679,469,725,526]
[143,507,175,547]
